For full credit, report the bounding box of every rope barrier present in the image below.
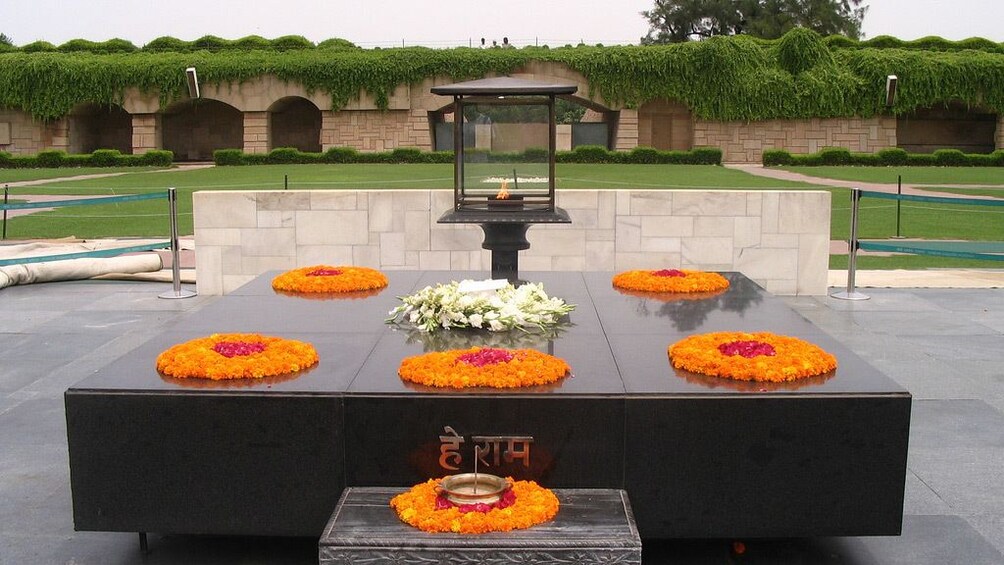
[0,191,166,211]
[0,242,170,267]
[859,189,1004,207]
[833,187,1004,300]
[0,187,196,299]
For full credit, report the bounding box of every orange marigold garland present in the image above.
[271,265,388,294]
[156,333,319,380]
[398,347,570,389]
[668,331,836,383]
[613,269,730,294]
[390,478,559,534]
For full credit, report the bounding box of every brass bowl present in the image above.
[437,473,511,505]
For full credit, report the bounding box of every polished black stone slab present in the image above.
[318,487,641,565]
[65,271,911,539]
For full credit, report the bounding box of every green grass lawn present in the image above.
[5,163,1003,270]
[0,167,164,184]
[1,164,815,239]
[782,166,1004,186]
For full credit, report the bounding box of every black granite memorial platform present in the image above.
[319,487,641,564]
[65,271,911,540]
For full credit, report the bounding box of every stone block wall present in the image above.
[694,117,898,163]
[131,114,162,154]
[0,110,67,154]
[242,112,270,154]
[321,109,431,152]
[194,189,830,296]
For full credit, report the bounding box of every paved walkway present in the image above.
[725,163,1003,199]
[0,278,1002,564]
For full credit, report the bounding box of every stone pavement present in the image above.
[1,277,1002,564]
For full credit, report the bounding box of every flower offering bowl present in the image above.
[437,473,511,505]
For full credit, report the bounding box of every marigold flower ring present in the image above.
[612,269,730,294]
[398,347,571,389]
[271,265,388,294]
[668,331,837,382]
[390,478,559,534]
[156,333,319,380]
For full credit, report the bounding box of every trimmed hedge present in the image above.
[0,149,173,169]
[763,147,1004,167]
[214,146,724,166]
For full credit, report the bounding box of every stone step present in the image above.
[318,487,642,564]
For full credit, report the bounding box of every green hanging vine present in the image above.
[2,29,1004,122]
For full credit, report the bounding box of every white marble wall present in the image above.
[194,189,830,295]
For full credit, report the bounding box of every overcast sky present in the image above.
[4,0,1004,48]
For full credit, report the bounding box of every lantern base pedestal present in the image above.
[438,208,571,283]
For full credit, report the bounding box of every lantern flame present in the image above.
[496,179,510,200]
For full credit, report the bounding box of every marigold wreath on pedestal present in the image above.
[271,265,388,294]
[613,269,730,294]
[390,478,559,534]
[156,333,319,380]
[669,331,836,382]
[398,347,570,389]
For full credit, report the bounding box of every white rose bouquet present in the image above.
[386,280,574,333]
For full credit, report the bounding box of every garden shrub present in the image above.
[266,147,302,164]
[690,147,723,165]
[933,149,968,166]
[522,147,548,163]
[137,150,174,166]
[819,147,852,165]
[762,149,793,166]
[390,147,423,163]
[35,150,66,167]
[89,149,122,167]
[629,146,660,164]
[213,149,244,166]
[323,146,358,163]
[877,148,908,166]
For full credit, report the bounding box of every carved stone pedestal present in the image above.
[318,487,641,564]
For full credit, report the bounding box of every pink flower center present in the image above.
[457,348,514,367]
[718,340,776,358]
[212,341,267,358]
[307,268,343,277]
[435,489,517,513]
[652,269,686,277]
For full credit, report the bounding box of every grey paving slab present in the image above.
[854,515,1004,565]
[0,310,65,333]
[898,334,1004,361]
[909,447,1004,515]
[842,310,999,337]
[967,513,1004,558]
[902,470,953,516]
[909,400,1004,449]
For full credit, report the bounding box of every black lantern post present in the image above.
[432,77,575,283]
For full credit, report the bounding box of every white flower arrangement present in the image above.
[386,279,575,333]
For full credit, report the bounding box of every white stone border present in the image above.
[194,189,830,295]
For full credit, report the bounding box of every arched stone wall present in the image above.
[897,101,998,154]
[162,99,243,161]
[268,97,322,153]
[67,103,133,154]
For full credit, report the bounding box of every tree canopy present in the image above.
[641,0,868,43]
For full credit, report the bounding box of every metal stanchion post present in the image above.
[159,187,197,299]
[892,175,905,238]
[2,184,8,240]
[831,188,870,300]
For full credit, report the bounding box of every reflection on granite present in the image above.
[621,286,763,332]
[272,288,386,301]
[672,365,836,392]
[158,365,319,389]
[389,325,565,353]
